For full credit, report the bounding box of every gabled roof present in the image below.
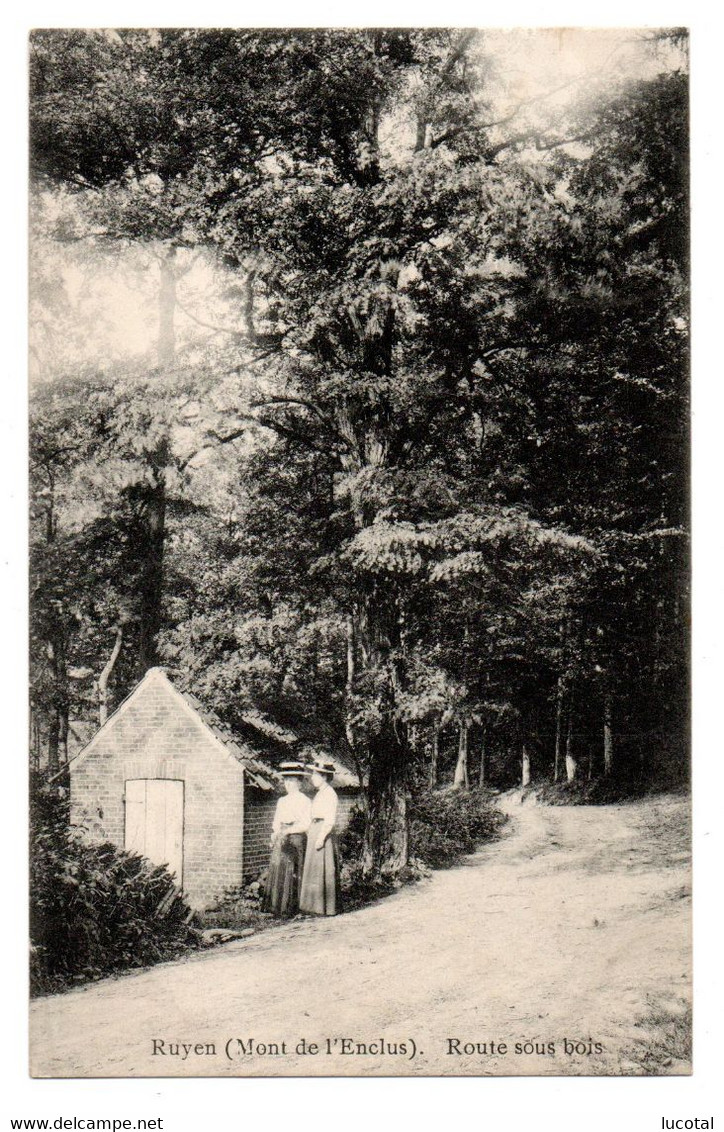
[68,668,279,791]
[234,709,360,789]
[67,667,360,792]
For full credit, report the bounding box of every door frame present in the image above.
[123,777,185,888]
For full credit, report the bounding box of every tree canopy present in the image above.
[29,27,689,872]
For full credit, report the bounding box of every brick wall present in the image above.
[70,670,365,907]
[242,790,278,881]
[70,672,245,910]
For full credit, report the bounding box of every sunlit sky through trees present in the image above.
[29,27,686,378]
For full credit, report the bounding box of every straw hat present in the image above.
[305,758,335,779]
[278,760,307,778]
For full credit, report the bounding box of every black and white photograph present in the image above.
[25,24,693,1081]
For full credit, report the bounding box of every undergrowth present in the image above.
[30,781,198,997]
[620,999,692,1074]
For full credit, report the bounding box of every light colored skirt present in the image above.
[263,833,307,917]
[299,826,341,916]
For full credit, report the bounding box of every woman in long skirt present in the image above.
[263,761,311,917]
[299,759,341,916]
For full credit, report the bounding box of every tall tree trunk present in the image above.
[521,742,531,787]
[137,470,167,676]
[98,623,124,726]
[554,676,564,782]
[135,247,177,677]
[31,714,40,773]
[478,729,487,787]
[47,709,59,776]
[344,612,368,816]
[565,686,577,782]
[58,709,68,766]
[362,719,408,876]
[603,691,614,776]
[45,468,56,542]
[414,114,427,152]
[43,478,63,774]
[344,611,356,753]
[429,721,440,789]
[46,638,67,775]
[358,590,409,876]
[47,692,69,773]
[453,720,470,788]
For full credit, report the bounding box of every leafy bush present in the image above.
[532,777,651,806]
[339,805,366,864]
[340,789,505,882]
[338,862,397,910]
[30,784,198,996]
[409,787,506,868]
[338,806,424,907]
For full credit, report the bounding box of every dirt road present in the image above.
[29,793,691,1077]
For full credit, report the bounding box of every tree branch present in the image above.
[177,421,254,470]
[178,399,343,471]
[254,415,331,455]
[487,128,598,160]
[175,295,244,337]
[252,396,334,430]
[251,397,356,454]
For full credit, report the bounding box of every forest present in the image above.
[29,28,689,877]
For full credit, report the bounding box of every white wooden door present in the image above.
[124,779,184,886]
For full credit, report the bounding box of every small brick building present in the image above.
[69,667,360,910]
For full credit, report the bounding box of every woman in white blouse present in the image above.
[299,759,341,916]
[263,761,311,917]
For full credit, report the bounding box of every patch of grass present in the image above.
[620,999,692,1074]
[198,884,272,932]
[533,777,691,809]
[633,800,691,865]
[533,778,648,806]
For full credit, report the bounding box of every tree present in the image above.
[29,29,689,866]
[30,28,326,678]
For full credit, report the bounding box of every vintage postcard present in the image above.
[27,26,691,1079]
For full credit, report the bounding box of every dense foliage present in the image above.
[30,780,196,995]
[29,29,689,875]
[409,788,508,868]
[337,787,505,910]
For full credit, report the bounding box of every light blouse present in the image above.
[271,790,312,837]
[310,782,338,846]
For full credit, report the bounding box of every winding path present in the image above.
[30,792,691,1077]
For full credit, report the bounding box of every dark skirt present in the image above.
[263,833,307,917]
[299,829,341,916]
